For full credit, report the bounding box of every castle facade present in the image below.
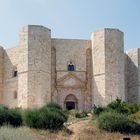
[0,25,139,110]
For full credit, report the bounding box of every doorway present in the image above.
[64,94,78,110]
[66,101,75,110]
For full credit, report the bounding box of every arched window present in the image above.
[13,91,17,99]
[68,62,75,71]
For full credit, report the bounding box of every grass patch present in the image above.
[0,126,32,140]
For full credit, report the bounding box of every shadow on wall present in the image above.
[126,55,138,103]
[3,50,18,107]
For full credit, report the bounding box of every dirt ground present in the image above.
[32,116,140,140]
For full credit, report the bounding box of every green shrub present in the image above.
[23,109,41,128]
[127,103,140,114]
[24,103,68,130]
[93,106,113,116]
[0,104,8,110]
[0,107,8,126]
[93,106,105,116]
[107,98,129,114]
[107,98,122,109]
[98,111,140,134]
[7,109,23,127]
[46,102,62,110]
[107,98,140,115]
[47,107,68,122]
[75,111,88,118]
[128,111,140,122]
[0,105,22,127]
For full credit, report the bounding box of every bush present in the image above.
[98,111,140,134]
[93,106,108,116]
[128,111,140,122]
[0,104,8,110]
[127,103,140,114]
[24,103,68,130]
[23,109,40,128]
[0,106,8,126]
[46,102,62,110]
[107,98,122,109]
[107,98,140,115]
[7,109,23,127]
[75,111,88,118]
[0,105,22,127]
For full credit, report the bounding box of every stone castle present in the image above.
[0,25,139,110]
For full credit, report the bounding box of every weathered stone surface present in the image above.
[0,25,137,109]
[92,29,125,106]
[126,48,140,103]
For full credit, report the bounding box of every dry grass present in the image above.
[76,120,140,140]
[0,126,32,140]
[0,118,140,140]
[31,127,72,140]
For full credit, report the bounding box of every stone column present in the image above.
[91,28,125,106]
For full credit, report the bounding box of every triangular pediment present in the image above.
[57,73,85,88]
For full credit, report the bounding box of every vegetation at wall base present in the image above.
[0,103,68,130]
[75,111,88,118]
[0,105,22,127]
[97,111,140,134]
[46,102,63,110]
[93,98,140,116]
[128,111,140,123]
[24,102,68,130]
[93,98,140,134]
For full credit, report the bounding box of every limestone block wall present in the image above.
[92,29,106,106]
[0,47,4,103]
[27,25,51,108]
[3,40,28,108]
[92,29,125,106]
[126,48,140,103]
[51,39,92,109]
[52,39,91,71]
[105,29,125,103]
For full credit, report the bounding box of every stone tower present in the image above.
[91,29,125,106]
[18,25,51,108]
[27,25,51,108]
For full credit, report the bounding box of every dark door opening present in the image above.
[66,101,75,110]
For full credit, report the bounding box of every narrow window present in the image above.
[14,70,18,77]
[14,91,17,99]
[13,66,18,77]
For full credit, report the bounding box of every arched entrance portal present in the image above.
[64,94,78,110]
